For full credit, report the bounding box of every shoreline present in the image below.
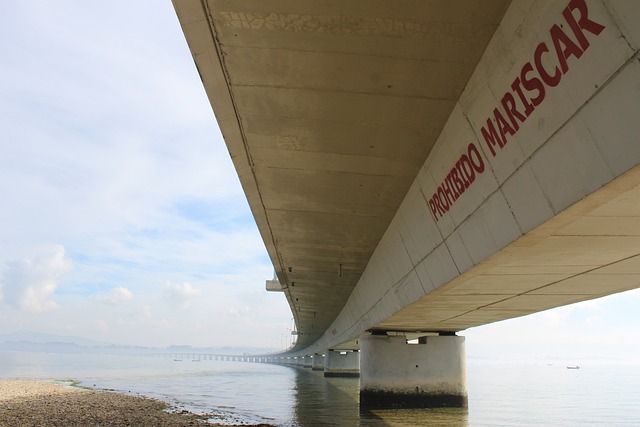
[0,380,276,426]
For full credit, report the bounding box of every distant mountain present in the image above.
[0,331,281,355]
[0,330,110,347]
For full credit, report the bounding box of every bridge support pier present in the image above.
[360,333,467,409]
[303,355,313,368]
[324,350,360,377]
[312,353,324,371]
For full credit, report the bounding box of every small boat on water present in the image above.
[566,366,580,369]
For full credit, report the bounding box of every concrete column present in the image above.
[324,350,360,377]
[303,355,313,368]
[360,334,467,409]
[312,353,325,371]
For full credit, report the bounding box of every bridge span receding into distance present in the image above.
[172,0,640,408]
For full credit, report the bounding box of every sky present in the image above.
[0,1,638,359]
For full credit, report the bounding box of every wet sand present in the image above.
[0,380,275,426]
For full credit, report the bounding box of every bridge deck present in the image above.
[173,0,640,352]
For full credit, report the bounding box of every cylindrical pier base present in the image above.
[324,350,360,378]
[312,353,325,371]
[360,334,467,409]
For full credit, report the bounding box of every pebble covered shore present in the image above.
[0,380,275,426]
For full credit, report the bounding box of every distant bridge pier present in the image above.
[303,355,313,368]
[324,350,360,378]
[360,333,467,409]
[312,353,324,371]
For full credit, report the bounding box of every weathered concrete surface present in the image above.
[174,0,640,355]
[172,0,512,349]
[296,0,640,354]
[312,353,324,371]
[360,334,467,408]
[324,350,360,378]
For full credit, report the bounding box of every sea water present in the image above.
[1,350,639,426]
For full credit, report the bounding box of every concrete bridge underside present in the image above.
[173,0,640,354]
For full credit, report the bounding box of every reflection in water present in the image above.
[290,367,469,426]
[2,352,636,425]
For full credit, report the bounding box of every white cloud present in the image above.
[538,297,603,326]
[0,1,294,347]
[94,287,133,305]
[164,282,202,309]
[226,305,251,319]
[142,305,152,318]
[0,245,72,312]
[96,319,109,332]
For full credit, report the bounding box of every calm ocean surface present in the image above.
[0,350,638,426]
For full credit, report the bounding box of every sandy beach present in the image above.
[0,380,274,426]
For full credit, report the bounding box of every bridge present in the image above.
[172,0,640,408]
